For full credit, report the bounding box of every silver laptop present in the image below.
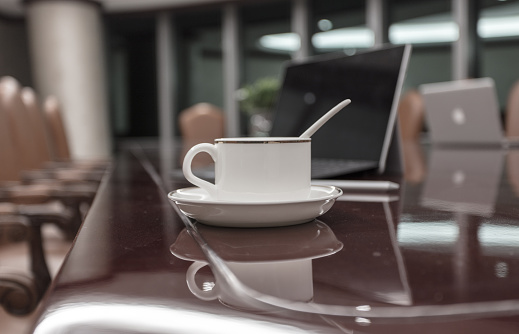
[420,77,519,148]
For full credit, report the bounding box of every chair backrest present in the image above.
[21,87,54,165]
[506,80,519,138]
[0,90,21,182]
[397,89,426,183]
[398,89,425,142]
[179,103,225,166]
[43,95,71,161]
[0,76,41,171]
[508,151,519,198]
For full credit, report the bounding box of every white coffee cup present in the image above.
[182,137,311,201]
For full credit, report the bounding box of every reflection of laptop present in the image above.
[312,196,412,306]
[270,44,412,178]
[420,77,519,148]
[421,148,504,217]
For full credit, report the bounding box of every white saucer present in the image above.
[168,185,342,228]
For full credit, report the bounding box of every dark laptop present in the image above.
[172,44,411,181]
[270,44,411,178]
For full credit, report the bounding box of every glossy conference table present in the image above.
[30,142,519,333]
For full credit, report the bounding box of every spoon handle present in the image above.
[299,99,351,138]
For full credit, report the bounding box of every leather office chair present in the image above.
[20,87,53,171]
[397,89,427,183]
[179,103,225,167]
[0,77,40,172]
[17,87,106,183]
[43,95,70,162]
[508,150,519,198]
[398,89,425,142]
[43,95,108,171]
[506,80,519,138]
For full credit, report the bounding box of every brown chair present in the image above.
[398,89,425,142]
[506,80,519,138]
[43,95,109,170]
[179,103,225,167]
[20,87,54,171]
[43,95,71,162]
[507,150,519,198]
[19,88,106,183]
[397,89,427,183]
[0,77,41,172]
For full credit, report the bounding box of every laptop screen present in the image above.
[270,45,409,167]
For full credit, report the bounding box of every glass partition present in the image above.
[176,10,223,112]
[388,0,452,93]
[241,1,291,136]
[311,0,367,54]
[106,15,157,137]
[479,0,519,112]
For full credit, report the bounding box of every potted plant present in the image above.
[238,77,280,136]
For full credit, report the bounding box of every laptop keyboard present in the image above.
[311,159,378,178]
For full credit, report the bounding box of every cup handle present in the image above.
[186,261,218,301]
[182,143,217,198]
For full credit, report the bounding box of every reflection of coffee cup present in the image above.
[171,220,343,310]
[187,259,313,310]
[182,137,311,201]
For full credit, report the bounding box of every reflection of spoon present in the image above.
[300,99,351,138]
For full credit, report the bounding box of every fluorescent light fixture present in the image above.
[390,21,459,44]
[258,14,519,53]
[479,16,519,38]
[258,33,300,52]
[312,27,374,49]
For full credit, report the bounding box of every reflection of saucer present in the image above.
[170,220,343,262]
[167,185,342,227]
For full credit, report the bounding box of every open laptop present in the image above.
[173,44,411,181]
[420,77,519,148]
[270,44,412,178]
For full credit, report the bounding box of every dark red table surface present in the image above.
[30,144,519,333]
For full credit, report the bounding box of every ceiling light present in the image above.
[312,27,374,49]
[479,16,519,38]
[390,22,459,44]
[258,33,300,52]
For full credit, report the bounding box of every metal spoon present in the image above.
[299,99,351,138]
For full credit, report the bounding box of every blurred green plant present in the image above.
[238,77,280,116]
